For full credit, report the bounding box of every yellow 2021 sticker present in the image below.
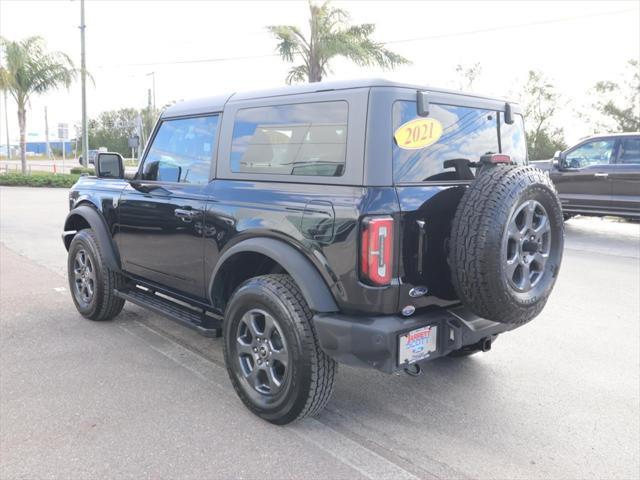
[394,118,443,150]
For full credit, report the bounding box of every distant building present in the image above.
[24,140,75,155]
[0,140,76,156]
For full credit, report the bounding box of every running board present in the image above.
[115,287,222,338]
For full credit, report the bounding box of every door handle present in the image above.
[174,208,200,220]
[594,173,609,178]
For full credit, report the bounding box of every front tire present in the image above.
[67,229,125,321]
[223,274,337,425]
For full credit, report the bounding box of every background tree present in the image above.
[520,70,567,160]
[0,36,77,173]
[455,62,482,91]
[85,102,176,158]
[590,59,640,132]
[88,108,139,156]
[268,1,409,84]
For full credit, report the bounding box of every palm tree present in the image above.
[0,36,77,173]
[268,1,409,84]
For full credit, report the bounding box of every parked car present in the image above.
[533,133,640,220]
[78,148,107,165]
[62,79,564,424]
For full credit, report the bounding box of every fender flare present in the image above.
[210,237,339,313]
[62,205,121,272]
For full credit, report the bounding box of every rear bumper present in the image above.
[313,306,516,373]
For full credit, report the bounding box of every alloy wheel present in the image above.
[73,249,96,304]
[504,200,552,292]
[235,309,289,395]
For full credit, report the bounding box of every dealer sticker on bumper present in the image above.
[399,325,438,365]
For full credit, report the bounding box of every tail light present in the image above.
[360,216,394,286]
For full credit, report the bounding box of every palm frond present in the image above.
[286,64,309,84]
[266,25,308,62]
[0,35,77,103]
[269,1,410,83]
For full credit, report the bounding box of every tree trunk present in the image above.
[18,103,27,174]
[309,64,322,83]
[308,3,321,83]
[3,91,10,160]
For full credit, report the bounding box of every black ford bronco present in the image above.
[62,79,564,424]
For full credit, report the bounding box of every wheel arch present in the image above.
[209,238,339,314]
[62,204,121,271]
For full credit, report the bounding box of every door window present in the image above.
[142,115,219,183]
[617,138,640,164]
[563,140,615,169]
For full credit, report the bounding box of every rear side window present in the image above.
[392,101,527,183]
[142,115,219,184]
[231,101,348,177]
[618,137,640,164]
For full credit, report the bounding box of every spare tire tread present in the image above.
[449,165,563,325]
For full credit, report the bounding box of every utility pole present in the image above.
[146,72,156,111]
[44,106,52,160]
[80,0,89,167]
[3,91,10,160]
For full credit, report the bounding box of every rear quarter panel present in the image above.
[204,181,401,315]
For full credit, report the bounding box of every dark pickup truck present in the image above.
[533,133,640,220]
[62,79,564,424]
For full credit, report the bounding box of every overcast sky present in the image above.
[1,0,638,145]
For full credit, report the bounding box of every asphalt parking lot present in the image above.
[1,186,639,480]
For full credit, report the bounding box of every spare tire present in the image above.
[449,165,564,325]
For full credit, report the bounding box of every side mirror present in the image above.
[553,150,565,170]
[96,152,124,179]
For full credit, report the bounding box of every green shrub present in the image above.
[0,172,81,188]
[70,166,95,175]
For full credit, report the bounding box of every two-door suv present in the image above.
[63,79,564,424]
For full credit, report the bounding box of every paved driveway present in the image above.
[1,186,639,479]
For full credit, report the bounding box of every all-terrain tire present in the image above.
[223,274,337,425]
[67,229,125,321]
[449,165,564,325]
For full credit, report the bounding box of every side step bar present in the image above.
[115,287,222,338]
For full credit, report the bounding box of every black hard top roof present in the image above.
[162,78,517,118]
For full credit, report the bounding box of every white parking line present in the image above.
[119,319,425,480]
[290,419,422,480]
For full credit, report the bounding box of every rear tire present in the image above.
[223,274,337,425]
[67,229,125,321]
[449,165,564,325]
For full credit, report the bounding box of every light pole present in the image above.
[80,0,88,166]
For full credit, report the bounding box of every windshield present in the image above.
[392,101,527,183]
